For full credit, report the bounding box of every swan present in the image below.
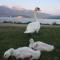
[24,7,40,34]
[3,47,41,60]
[29,38,54,52]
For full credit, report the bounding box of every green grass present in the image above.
[0,26,60,60]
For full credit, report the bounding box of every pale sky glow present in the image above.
[0,0,60,15]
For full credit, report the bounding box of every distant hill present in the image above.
[0,6,60,19]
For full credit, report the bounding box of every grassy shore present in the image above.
[0,26,60,60]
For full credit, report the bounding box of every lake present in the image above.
[0,17,60,24]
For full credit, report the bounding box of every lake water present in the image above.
[0,17,60,24]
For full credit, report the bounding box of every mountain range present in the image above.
[0,6,60,19]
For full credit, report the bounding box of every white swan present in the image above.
[24,7,40,33]
[29,38,54,52]
[3,47,41,60]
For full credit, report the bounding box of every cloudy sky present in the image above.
[0,0,60,15]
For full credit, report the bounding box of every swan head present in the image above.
[34,7,40,11]
[3,48,14,59]
[29,38,34,43]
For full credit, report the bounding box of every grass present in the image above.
[0,26,60,60]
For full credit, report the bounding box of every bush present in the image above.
[52,22,57,25]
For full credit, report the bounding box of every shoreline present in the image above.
[0,23,60,27]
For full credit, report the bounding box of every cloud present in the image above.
[0,3,60,15]
[41,6,60,15]
[0,4,25,10]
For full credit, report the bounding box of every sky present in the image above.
[0,0,60,15]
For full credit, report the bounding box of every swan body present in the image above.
[24,21,40,33]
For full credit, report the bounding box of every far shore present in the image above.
[0,23,60,27]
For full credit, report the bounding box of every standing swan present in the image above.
[24,7,40,34]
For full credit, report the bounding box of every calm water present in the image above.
[0,17,60,24]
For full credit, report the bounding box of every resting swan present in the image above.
[29,38,54,52]
[3,47,41,60]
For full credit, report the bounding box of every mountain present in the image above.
[0,6,60,19]
[49,15,60,19]
[0,6,15,16]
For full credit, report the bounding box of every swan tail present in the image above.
[24,30,33,33]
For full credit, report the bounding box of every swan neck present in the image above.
[33,11,38,21]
